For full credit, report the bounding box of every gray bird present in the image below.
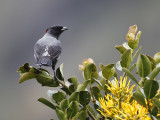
[34,26,68,73]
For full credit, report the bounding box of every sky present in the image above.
[1,0,160,120]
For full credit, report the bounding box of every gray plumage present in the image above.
[34,26,68,70]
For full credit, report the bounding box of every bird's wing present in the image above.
[34,42,46,60]
[48,45,62,60]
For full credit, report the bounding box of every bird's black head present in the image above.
[46,26,68,39]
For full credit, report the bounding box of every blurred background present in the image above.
[1,0,160,119]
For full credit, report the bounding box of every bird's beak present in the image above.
[61,27,68,31]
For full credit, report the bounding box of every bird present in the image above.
[34,26,68,75]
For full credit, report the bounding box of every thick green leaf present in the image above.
[150,67,160,80]
[115,45,127,54]
[69,84,76,93]
[133,91,146,107]
[56,63,64,81]
[79,91,91,106]
[120,49,132,69]
[84,63,98,80]
[137,54,151,77]
[68,77,78,88]
[144,80,159,99]
[128,39,139,49]
[52,91,65,103]
[153,98,160,110]
[56,109,67,120]
[72,112,80,120]
[38,98,56,110]
[67,101,79,118]
[17,63,30,75]
[151,106,158,116]
[102,64,115,80]
[61,87,71,95]
[147,55,157,70]
[69,92,79,103]
[36,70,58,87]
[92,86,103,100]
[78,108,87,120]
[60,99,69,112]
[122,68,139,85]
[19,72,36,83]
[77,80,90,92]
[154,52,160,65]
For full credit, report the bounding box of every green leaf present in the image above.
[78,108,87,120]
[38,98,56,110]
[84,63,98,80]
[79,91,91,106]
[69,92,79,103]
[52,91,65,103]
[133,46,142,60]
[122,68,139,85]
[120,49,132,69]
[153,98,160,110]
[99,63,105,70]
[87,105,96,117]
[61,87,71,95]
[19,72,36,83]
[129,63,136,72]
[115,45,127,54]
[17,63,30,75]
[147,55,157,70]
[69,84,76,93]
[36,69,58,87]
[77,80,90,92]
[102,64,115,80]
[92,78,103,90]
[72,112,80,120]
[94,103,101,114]
[154,52,160,65]
[56,63,64,81]
[144,80,159,99]
[56,109,67,120]
[151,106,158,116]
[137,54,151,77]
[133,91,146,107]
[155,94,160,99]
[150,67,160,80]
[128,39,139,49]
[60,99,69,112]
[67,101,79,118]
[92,86,103,100]
[68,77,78,88]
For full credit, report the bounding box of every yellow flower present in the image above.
[106,77,135,102]
[99,77,151,120]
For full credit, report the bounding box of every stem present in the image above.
[87,107,97,120]
[89,82,96,104]
[121,73,126,82]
